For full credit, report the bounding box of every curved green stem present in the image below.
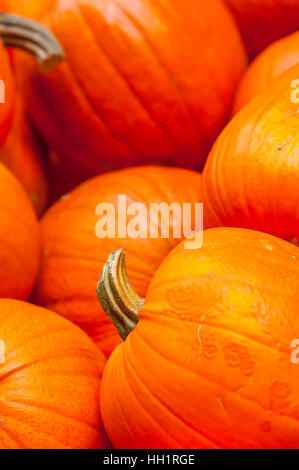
[0,13,64,70]
[97,249,145,341]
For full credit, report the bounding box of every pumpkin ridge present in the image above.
[60,58,138,160]
[139,312,291,357]
[0,396,101,433]
[0,409,69,449]
[204,66,299,232]
[78,6,189,160]
[1,349,101,384]
[123,338,222,448]
[118,343,184,448]
[0,417,25,449]
[145,269,299,305]
[104,345,140,445]
[113,0,212,150]
[132,327,299,425]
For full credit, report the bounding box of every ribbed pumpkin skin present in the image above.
[0,299,109,449]
[0,91,48,216]
[0,163,40,299]
[101,228,299,449]
[15,0,246,177]
[224,0,299,58]
[202,65,299,242]
[33,166,202,357]
[0,41,14,147]
[233,31,299,114]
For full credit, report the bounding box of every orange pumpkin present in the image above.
[202,65,299,242]
[0,162,40,299]
[0,0,51,16]
[32,166,202,357]
[0,299,109,449]
[0,38,14,146]
[0,11,64,145]
[0,90,48,216]
[233,31,299,114]
[99,228,299,449]
[14,0,247,178]
[224,0,299,58]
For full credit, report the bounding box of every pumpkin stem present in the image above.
[97,249,145,341]
[0,13,64,70]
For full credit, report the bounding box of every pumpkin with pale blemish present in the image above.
[99,228,299,448]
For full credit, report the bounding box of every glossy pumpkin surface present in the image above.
[33,166,202,357]
[0,162,40,299]
[0,90,48,216]
[101,228,299,449]
[224,0,299,58]
[15,0,246,178]
[203,65,299,242]
[0,299,109,449]
[233,31,299,114]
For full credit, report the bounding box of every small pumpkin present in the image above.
[0,299,109,449]
[14,0,247,178]
[233,31,299,114]
[202,64,299,242]
[0,162,40,300]
[32,166,202,357]
[224,0,299,58]
[0,90,48,216]
[99,228,299,449]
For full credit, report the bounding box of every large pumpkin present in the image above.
[99,228,299,449]
[224,0,299,58]
[233,31,299,114]
[0,299,109,449]
[14,0,247,178]
[0,162,40,299]
[0,90,48,216]
[32,166,202,357]
[202,65,299,242]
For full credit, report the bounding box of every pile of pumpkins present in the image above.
[0,0,298,449]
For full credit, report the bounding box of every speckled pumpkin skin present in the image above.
[0,299,109,449]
